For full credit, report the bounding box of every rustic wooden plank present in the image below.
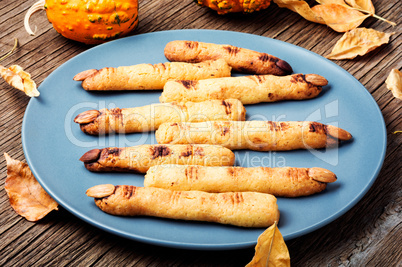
[0,219,38,265]
[14,223,101,266]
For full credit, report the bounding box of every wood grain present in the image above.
[0,0,401,266]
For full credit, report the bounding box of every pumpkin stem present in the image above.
[24,0,46,36]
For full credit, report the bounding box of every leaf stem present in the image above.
[0,38,18,62]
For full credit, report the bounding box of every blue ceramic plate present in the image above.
[22,30,386,250]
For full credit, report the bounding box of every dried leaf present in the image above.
[273,0,325,24]
[0,65,24,90]
[385,69,402,100]
[246,222,290,267]
[311,3,369,32]
[0,64,39,97]
[326,28,395,59]
[4,153,58,222]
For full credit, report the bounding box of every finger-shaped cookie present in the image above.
[74,99,246,135]
[86,184,280,228]
[79,144,235,173]
[73,59,231,91]
[155,121,352,151]
[164,40,292,75]
[160,73,327,104]
[145,165,337,197]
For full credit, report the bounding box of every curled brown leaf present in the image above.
[326,28,395,59]
[4,153,58,222]
[0,65,39,97]
[385,69,402,100]
[246,222,290,267]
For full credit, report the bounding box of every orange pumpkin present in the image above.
[25,0,139,45]
[194,0,271,14]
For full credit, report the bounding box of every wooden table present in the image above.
[1,0,401,266]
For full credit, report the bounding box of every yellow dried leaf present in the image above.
[273,0,325,24]
[311,3,369,32]
[0,65,39,97]
[385,69,402,100]
[326,28,395,59]
[0,65,24,90]
[4,153,58,222]
[246,222,290,267]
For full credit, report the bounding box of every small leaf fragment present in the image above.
[326,28,395,60]
[385,69,402,100]
[246,222,290,267]
[0,65,40,97]
[4,153,58,222]
[0,65,24,90]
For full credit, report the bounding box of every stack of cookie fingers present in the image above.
[76,40,352,228]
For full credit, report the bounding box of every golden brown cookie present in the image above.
[164,40,292,75]
[145,165,337,197]
[74,99,246,135]
[73,59,231,90]
[86,184,280,227]
[160,74,327,104]
[79,144,235,173]
[155,121,352,151]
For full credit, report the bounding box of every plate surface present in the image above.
[22,30,386,250]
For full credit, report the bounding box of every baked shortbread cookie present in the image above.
[86,184,280,228]
[155,121,352,151]
[145,165,337,197]
[164,40,292,75]
[160,74,327,104]
[74,99,246,135]
[73,59,231,90]
[79,144,235,173]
